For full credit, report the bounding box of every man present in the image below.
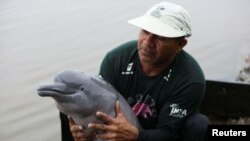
[61,1,209,141]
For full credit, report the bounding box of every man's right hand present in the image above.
[68,117,96,141]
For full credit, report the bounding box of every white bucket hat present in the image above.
[128,2,192,38]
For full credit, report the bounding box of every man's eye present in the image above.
[80,87,85,91]
[157,35,167,40]
[142,30,150,34]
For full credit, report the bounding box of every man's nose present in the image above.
[144,34,156,47]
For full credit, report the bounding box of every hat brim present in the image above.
[128,15,185,38]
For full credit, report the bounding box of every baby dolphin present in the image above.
[37,70,140,133]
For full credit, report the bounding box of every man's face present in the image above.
[137,29,184,67]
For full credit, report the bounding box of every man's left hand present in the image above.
[88,101,139,141]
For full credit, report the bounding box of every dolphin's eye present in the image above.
[80,87,85,91]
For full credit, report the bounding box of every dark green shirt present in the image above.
[99,40,206,141]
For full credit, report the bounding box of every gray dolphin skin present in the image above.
[37,70,140,134]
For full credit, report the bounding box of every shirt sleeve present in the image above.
[98,52,118,88]
[98,40,137,88]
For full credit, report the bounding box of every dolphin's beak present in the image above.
[37,82,73,97]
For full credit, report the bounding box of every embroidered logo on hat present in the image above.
[150,6,165,18]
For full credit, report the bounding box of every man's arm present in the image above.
[89,83,205,141]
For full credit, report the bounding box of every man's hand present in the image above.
[69,117,96,141]
[88,101,139,141]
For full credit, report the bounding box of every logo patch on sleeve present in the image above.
[169,103,187,118]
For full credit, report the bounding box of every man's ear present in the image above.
[178,38,187,49]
